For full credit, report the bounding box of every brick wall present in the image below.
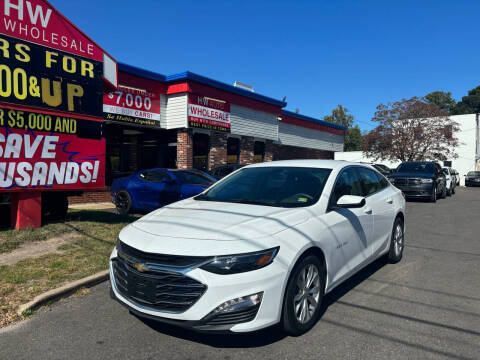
[239,136,255,164]
[209,132,228,168]
[177,129,193,169]
[68,189,111,204]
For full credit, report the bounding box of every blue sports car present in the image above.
[111,168,217,214]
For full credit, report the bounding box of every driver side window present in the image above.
[140,170,171,183]
[330,168,363,207]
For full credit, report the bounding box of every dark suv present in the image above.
[388,161,446,202]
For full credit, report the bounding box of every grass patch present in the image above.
[0,208,137,327]
[21,309,34,318]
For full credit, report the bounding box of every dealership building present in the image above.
[72,63,346,202]
[0,0,345,227]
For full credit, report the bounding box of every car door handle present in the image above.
[364,207,373,214]
[386,198,393,204]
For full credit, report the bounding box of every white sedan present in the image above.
[109,160,405,335]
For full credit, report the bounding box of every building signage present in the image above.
[103,86,161,127]
[0,33,103,117]
[1,0,103,61]
[188,94,230,132]
[0,106,105,191]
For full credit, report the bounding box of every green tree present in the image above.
[344,125,363,151]
[324,105,362,151]
[323,104,354,128]
[425,91,456,113]
[452,86,480,114]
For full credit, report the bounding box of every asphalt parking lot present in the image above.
[1,188,479,360]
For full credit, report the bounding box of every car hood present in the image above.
[130,198,310,241]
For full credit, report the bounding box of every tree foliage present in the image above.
[363,97,459,162]
[324,104,362,151]
[344,126,363,151]
[425,91,456,113]
[452,85,480,114]
[323,104,354,128]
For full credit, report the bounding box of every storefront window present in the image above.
[105,123,177,185]
[254,141,265,163]
[227,137,240,164]
[193,133,210,171]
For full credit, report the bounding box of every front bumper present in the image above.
[109,247,287,333]
[393,183,434,198]
[466,179,480,186]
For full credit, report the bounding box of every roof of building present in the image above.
[118,62,344,132]
[281,110,348,131]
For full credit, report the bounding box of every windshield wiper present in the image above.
[229,199,275,206]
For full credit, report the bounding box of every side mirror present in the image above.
[336,195,366,208]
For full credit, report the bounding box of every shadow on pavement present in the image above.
[137,256,389,348]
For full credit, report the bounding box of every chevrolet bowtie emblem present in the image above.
[134,263,149,272]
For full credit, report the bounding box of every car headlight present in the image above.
[200,247,279,275]
[420,178,433,183]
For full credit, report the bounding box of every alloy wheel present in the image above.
[394,223,404,257]
[294,264,321,324]
[116,193,129,211]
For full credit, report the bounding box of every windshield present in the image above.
[195,167,332,208]
[173,171,215,185]
[467,171,480,176]
[397,162,434,173]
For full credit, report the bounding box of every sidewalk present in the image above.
[69,202,116,211]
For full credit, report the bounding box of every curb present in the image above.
[17,270,110,316]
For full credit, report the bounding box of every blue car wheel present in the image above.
[116,191,132,215]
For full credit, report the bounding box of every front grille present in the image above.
[117,241,210,267]
[394,178,422,186]
[112,244,207,313]
[203,304,260,326]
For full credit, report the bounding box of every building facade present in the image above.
[71,64,346,203]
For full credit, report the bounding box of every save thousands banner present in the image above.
[0,106,105,191]
[188,94,230,132]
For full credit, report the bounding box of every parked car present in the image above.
[387,161,446,202]
[209,164,245,179]
[442,167,456,196]
[465,171,480,187]
[111,169,217,214]
[372,163,393,176]
[360,162,392,176]
[109,160,405,335]
[453,169,460,186]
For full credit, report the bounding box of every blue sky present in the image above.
[52,0,480,130]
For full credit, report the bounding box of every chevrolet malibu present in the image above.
[109,160,405,335]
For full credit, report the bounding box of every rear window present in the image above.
[397,163,435,173]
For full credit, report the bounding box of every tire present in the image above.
[115,191,132,215]
[430,186,437,203]
[452,186,455,195]
[441,185,447,199]
[447,185,451,197]
[282,255,325,336]
[387,217,404,263]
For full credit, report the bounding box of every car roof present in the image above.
[243,159,366,171]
